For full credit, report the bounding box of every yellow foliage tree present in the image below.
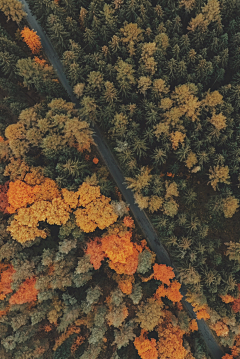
[61,188,79,209]
[209,111,227,130]
[222,196,239,218]
[187,0,221,32]
[148,195,163,213]
[185,151,198,169]
[125,166,152,192]
[74,183,118,233]
[45,198,71,225]
[208,165,230,191]
[0,0,26,24]
[7,179,118,242]
[77,182,101,206]
[35,178,61,202]
[120,22,143,56]
[74,195,118,233]
[169,131,186,150]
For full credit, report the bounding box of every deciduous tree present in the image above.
[21,27,42,54]
[0,263,15,300]
[134,329,158,359]
[0,0,26,23]
[9,277,38,305]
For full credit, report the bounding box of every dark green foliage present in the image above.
[47,14,70,54]
[43,147,91,191]
[16,57,67,98]
[0,51,19,80]
[53,334,76,359]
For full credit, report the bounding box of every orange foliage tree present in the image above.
[220,294,235,304]
[34,56,47,66]
[154,280,183,303]
[185,292,210,320]
[134,329,158,359]
[210,321,229,337]
[6,179,40,214]
[189,319,198,332]
[102,231,141,275]
[21,27,42,54]
[165,280,183,302]
[101,231,134,264]
[194,307,210,320]
[53,325,81,352]
[9,276,38,305]
[0,263,16,300]
[85,237,106,270]
[153,263,175,285]
[6,180,117,243]
[123,215,135,228]
[156,311,188,359]
[114,274,135,294]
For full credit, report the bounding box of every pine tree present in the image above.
[0,51,19,80]
[47,14,70,54]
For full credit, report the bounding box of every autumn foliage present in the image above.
[85,237,106,270]
[9,277,38,305]
[134,329,158,359]
[156,314,188,359]
[102,231,134,264]
[21,27,42,54]
[123,215,135,228]
[85,229,142,275]
[6,179,40,214]
[74,183,118,232]
[6,180,118,243]
[115,274,135,295]
[220,294,235,304]
[230,284,240,313]
[102,231,141,275]
[153,263,175,285]
[154,280,183,303]
[189,319,198,332]
[92,157,99,164]
[0,263,15,300]
[210,320,229,337]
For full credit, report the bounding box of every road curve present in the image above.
[19,1,225,358]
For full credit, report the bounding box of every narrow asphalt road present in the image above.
[19,1,226,358]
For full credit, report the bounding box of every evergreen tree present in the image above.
[47,14,70,54]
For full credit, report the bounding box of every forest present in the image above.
[0,0,240,358]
